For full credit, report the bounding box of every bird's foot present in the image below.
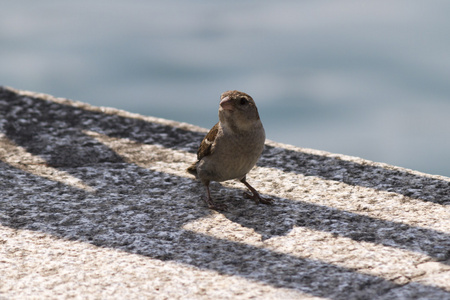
[240,177,274,205]
[205,197,228,211]
[243,192,274,205]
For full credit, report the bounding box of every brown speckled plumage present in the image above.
[187,90,273,210]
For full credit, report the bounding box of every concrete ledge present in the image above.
[0,86,449,299]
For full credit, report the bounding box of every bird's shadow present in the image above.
[206,181,450,265]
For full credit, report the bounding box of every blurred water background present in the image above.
[1,1,449,177]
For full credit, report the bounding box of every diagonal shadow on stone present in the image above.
[1,86,450,297]
[1,160,449,299]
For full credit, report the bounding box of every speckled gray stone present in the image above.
[0,86,449,299]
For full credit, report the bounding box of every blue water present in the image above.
[1,1,450,177]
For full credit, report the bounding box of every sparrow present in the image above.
[187,90,273,210]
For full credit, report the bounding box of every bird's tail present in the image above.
[186,162,198,177]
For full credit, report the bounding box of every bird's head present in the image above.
[218,90,261,131]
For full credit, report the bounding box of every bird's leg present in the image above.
[203,181,227,211]
[240,177,273,205]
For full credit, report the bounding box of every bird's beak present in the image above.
[219,96,234,111]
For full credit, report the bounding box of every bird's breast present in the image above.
[204,128,265,181]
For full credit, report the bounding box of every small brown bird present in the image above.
[187,90,273,210]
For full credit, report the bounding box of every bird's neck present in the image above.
[220,118,263,136]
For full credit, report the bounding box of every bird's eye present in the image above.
[239,97,248,105]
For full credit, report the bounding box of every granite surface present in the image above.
[1,86,449,299]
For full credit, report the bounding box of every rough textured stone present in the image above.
[0,86,449,299]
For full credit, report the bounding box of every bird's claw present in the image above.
[243,192,274,205]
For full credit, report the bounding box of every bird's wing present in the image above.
[197,122,219,160]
